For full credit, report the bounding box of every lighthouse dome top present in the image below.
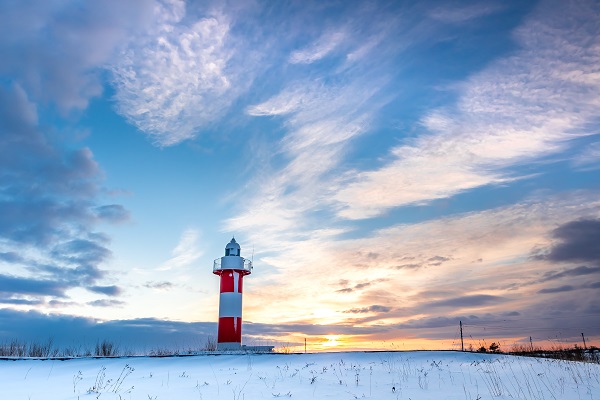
[225,237,240,256]
[214,237,252,275]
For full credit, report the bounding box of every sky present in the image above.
[0,0,599,352]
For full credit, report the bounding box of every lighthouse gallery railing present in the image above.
[213,258,253,273]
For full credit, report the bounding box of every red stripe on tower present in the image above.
[213,238,252,351]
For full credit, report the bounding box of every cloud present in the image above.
[396,315,482,330]
[0,0,156,111]
[540,265,600,282]
[228,3,418,249]
[427,256,451,266]
[111,2,254,146]
[503,311,520,317]
[0,85,118,245]
[229,75,386,249]
[29,261,104,287]
[0,298,43,306]
[87,299,125,307]
[334,0,600,219]
[159,229,203,270]
[336,279,387,293]
[51,239,112,266]
[238,190,600,334]
[0,274,67,298]
[344,305,391,314]
[572,141,600,170]
[95,205,130,223]
[389,311,600,341]
[243,321,389,337]
[144,281,174,290]
[289,30,346,64]
[0,309,216,350]
[426,294,507,308]
[88,285,122,296]
[0,259,121,300]
[0,252,24,263]
[246,84,325,117]
[394,263,423,270]
[544,219,600,265]
[429,3,503,23]
[0,83,126,306]
[537,285,576,294]
[0,82,37,130]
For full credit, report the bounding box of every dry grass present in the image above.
[0,336,220,358]
[509,344,599,364]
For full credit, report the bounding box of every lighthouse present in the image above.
[213,238,252,350]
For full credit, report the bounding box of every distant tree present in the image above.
[489,342,501,353]
[477,346,487,353]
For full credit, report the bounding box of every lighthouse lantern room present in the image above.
[213,238,252,350]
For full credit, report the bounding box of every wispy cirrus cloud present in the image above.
[229,1,533,243]
[229,76,383,250]
[143,281,174,291]
[429,3,504,23]
[289,30,346,64]
[159,228,203,270]
[540,266,600,283]
[425,294,507,309]
[334,0,600,219]
[537,285,576,294]
[573,141,600,170]
[111,1,255,146]
[228,6,405,244]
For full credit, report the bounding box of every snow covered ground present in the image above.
[1,351,598,399]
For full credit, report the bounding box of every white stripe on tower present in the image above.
[219,292,242,317]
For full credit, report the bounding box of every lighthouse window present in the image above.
[226,248,231,256]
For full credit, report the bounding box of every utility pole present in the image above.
[530,336,533,352]
[581,333,587,350]
[460,321,464,352]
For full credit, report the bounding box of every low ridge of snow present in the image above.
[1,351,598,399]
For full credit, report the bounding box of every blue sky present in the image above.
[1,0,599,351]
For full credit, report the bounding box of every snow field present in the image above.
[0,351,598,399]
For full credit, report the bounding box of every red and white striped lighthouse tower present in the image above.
[213,238,252,350]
